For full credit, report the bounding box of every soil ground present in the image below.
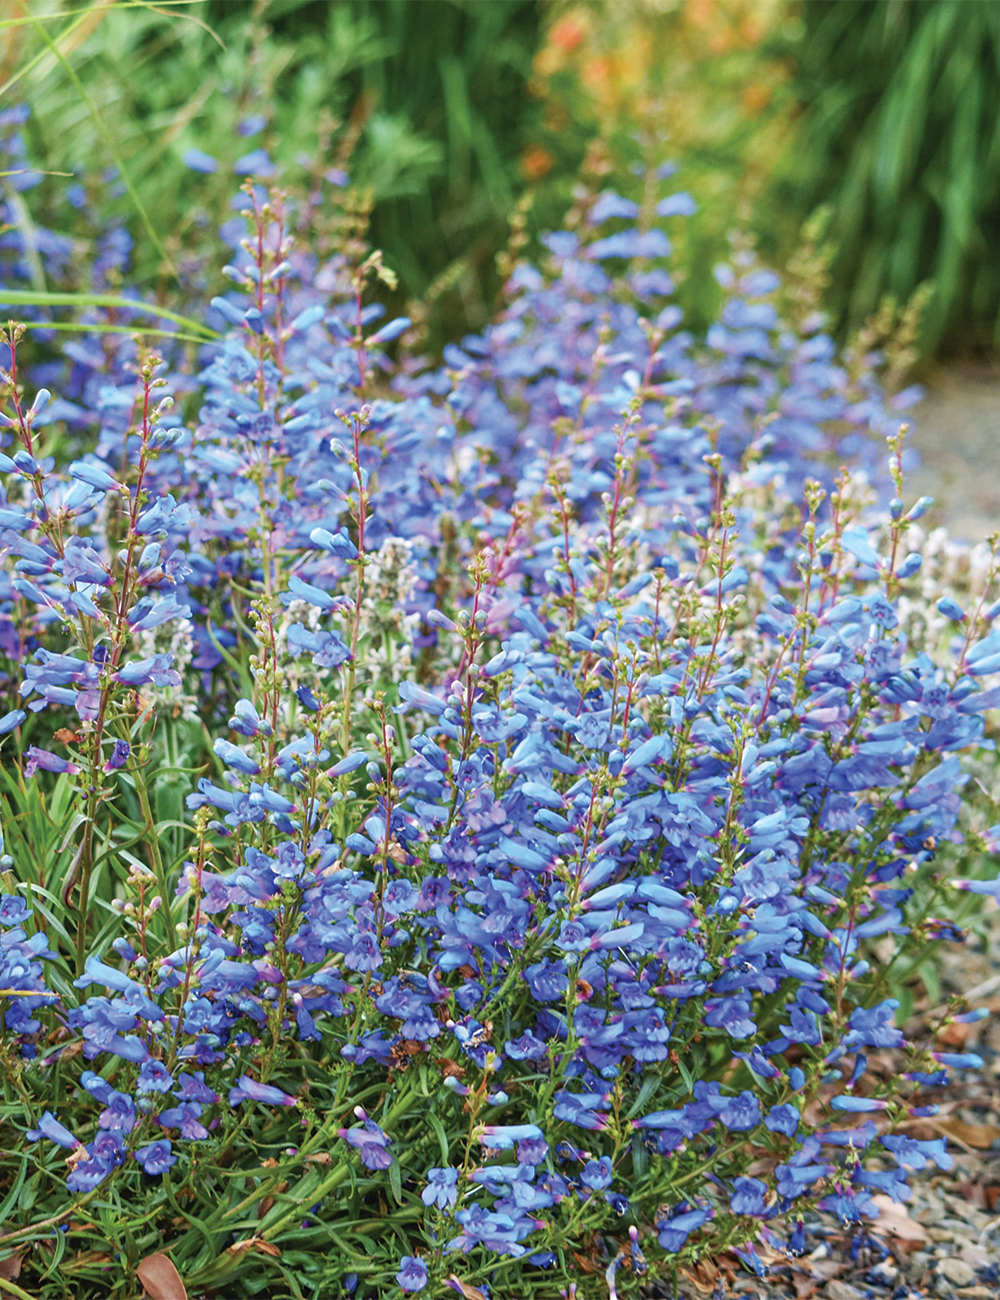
[907,364,1000,543]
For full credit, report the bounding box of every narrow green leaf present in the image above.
[387,1158,403,1206]
[24,12,175,275]
[0,289,217,338]
[426,1112,449,1165]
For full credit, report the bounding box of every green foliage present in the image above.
[769,0,1000,351]
[6,0,571,343]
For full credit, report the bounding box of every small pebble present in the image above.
[825,1282,863,1300]
[936,1258,976,1287]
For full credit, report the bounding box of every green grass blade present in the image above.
[25,9,175,276]
[17,321,215,344]
[0,289,218,338]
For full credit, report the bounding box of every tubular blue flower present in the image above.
[881,1135,953,1171]
[310,526,357,558]
[764,1104,800,1137]
[479,1124,545,1151]
[104,739,130,771]
[24,747,80,777]
[422,1166,459,1209]
[657,1208,712,1252]
[844,1000,904,1049]
[137,1060,174,1094]
[68,460,120,492]
[579,1155,613,1191]
[182,148,218,173]
[0,895,29,927]
[0,709,25,735]
[936,596,966,621]
[830,1095,888,1113]
[395,1256,428,1293]
[930,1051,985,1069]
[133,1140,177,1175]
[26,1110,80,1150]
[339,1116,392,1170]
[228,1076,297,1107]
[158,1102,209,1140]
[730,1176,768,1217]
[213,737,260,775]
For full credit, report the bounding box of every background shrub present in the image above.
[0,152,997,1296]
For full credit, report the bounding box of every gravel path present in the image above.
[907,365,1000,543]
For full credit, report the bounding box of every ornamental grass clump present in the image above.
[0,146,999,1300]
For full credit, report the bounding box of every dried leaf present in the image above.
[807,1260,846,1281]
[869,1195,928,1243]
[679,1259,721,1294]
[0,1250,24,1282]
[933,1117,1000,1150]
[225,1238,281,1259]
[446,1276,488,1300]
[136,1252,187,1300]
[792,1272,819,1300]
[571,1250,602,1274]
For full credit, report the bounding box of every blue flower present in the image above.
[339,1112,392,1171]
[182,148,218,173]
[656,1207,712,1252]
[26,1110,80,1151]
[881,1135,953,1171]
[137,1060,174,1094]
[730,1176,768,1217]
[422,1166,458,1209]
[133,1139,177,1176]
[579,1156,613,1191]
[0,895,29,927]
[396,1256,428,1292]
[765,1104,800,1137]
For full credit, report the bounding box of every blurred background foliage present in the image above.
[3,0,1000,356]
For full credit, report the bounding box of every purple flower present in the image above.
[765,1104,800,1137]
[657,1207,712,1252]
[137,1060,174,1094]
[104,739,130,771]
[133,1139,177,1176]
[339,1114,393,1171]
[26,1110,80,1150]
[228,1076,297,1108]
[730,1176,768,1217]
[422,1165,459,1209]
[24,747,80,777]
[0,895,29,927]
[479,1124,544,1151]
[579,1155,613,1191]
[182,148,218,173]
[344,932,382,973]
[395,1256,428,1292]
[158,1102,209,1140]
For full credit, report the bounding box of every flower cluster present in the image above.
[1,131,998,1299]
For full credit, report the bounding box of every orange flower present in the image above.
[521,145,555,181]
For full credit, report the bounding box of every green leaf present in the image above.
[0,1153,28,1223]
[426,1112,449,1165]
[0,290,216,339]
[387,1158,403,1207]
